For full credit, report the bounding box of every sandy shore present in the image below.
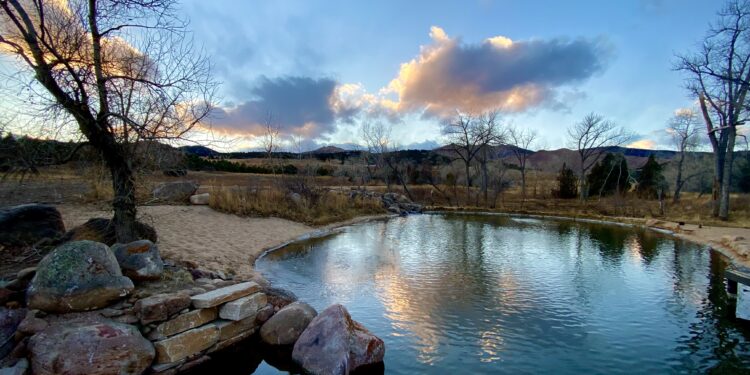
[59,205,314,277]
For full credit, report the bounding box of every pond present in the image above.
[254,213,750,374]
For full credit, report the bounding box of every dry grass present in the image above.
[207,185,385,226]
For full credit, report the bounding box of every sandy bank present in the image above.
[59,205,314,277]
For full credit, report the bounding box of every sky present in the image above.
[0,0,726,151]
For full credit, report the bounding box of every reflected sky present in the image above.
[257,214,750,374]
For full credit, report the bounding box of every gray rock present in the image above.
[189,193,210,205]
[260,301,317,345]
[111,240,164,281]
[0,204,65,246]
[27,241,134,313]
[153,181,199,202]
[28,320,154,375]
[292,304,385,375]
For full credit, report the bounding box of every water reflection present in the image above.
[256,214,750,374]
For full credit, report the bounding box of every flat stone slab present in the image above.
[219,292,267,321]
[213,315,258,341]
[149,307,218,340]
[153,325,219,364]
[191,282,260,309]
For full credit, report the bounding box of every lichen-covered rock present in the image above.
[152,181,198,202]
[0,204,65,246]
[191,282,260,309]
[28,320,154,375]
[292,304,385,375]
[0,308,26,359]
[63,218,157,246]
[261,301,317,345]
[111,240,164,281]
[27,241,134,313]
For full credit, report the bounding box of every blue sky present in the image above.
[0,0,722,151]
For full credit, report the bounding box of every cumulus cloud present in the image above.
[382,26,611,117]
[210,76,339,138]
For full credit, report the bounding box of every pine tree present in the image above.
[636,154,667,199]
[556,163,578,199]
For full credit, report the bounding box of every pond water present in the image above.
[254,213,750,374]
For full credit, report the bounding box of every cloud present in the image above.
[382,26,611,117]
[210,76,339,138]
[627,139,657,150]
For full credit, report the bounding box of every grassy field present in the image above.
[2,162,749,228]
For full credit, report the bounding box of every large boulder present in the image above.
[263,286,298,310]
[152,181,198,202]
[292,304,385,375]
[261,301,317,346]
[111,240,164,281]
[0,204,65,246]
[0,308,26,359]
[28,320,154,375]
[27,241,134,313]
[63,218,157,246]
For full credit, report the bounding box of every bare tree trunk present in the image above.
[719,128,736,220]
[712,151,725,217]
[673,152,686,203]
[110,158,137,242]
[464,162,472,206]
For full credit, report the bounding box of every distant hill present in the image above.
[311,146,346,154]
[180,145,219,157]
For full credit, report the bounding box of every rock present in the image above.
[0,308,26,359]
[27,241,134,313]
[292,304,385,375]
[111,240,164,281]
[213,315,257,341]
[0,204,65,246]
[386,205,401,214]
[135,292,191,325]
[189,193,210,205]
[28,320,154,375]
[287,192,303,206]
[0,358,28,375]
[16,315,47,336]
[152,181,199,202]
[256,304,274,324]
[261,302,317,345]
[153,325,219,364]
[149,308,218,340]
[63,218,157,246]
[6,268,37,292]
[219,293,267,321]
[191,282,260,309]
[263,286,298,310]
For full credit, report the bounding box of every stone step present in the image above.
[190,282,260,309]
[219,292,267,321]
[153,325,219,364]
[148,307,218,340]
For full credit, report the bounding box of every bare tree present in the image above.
[361,121,413,200]
[507,125,537,203]
[0,0,215,241]
[667,109,702,203]
[442,110,502,205]
[676,0,750,220]
[260,113,280,172]
[567,113,631,200]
